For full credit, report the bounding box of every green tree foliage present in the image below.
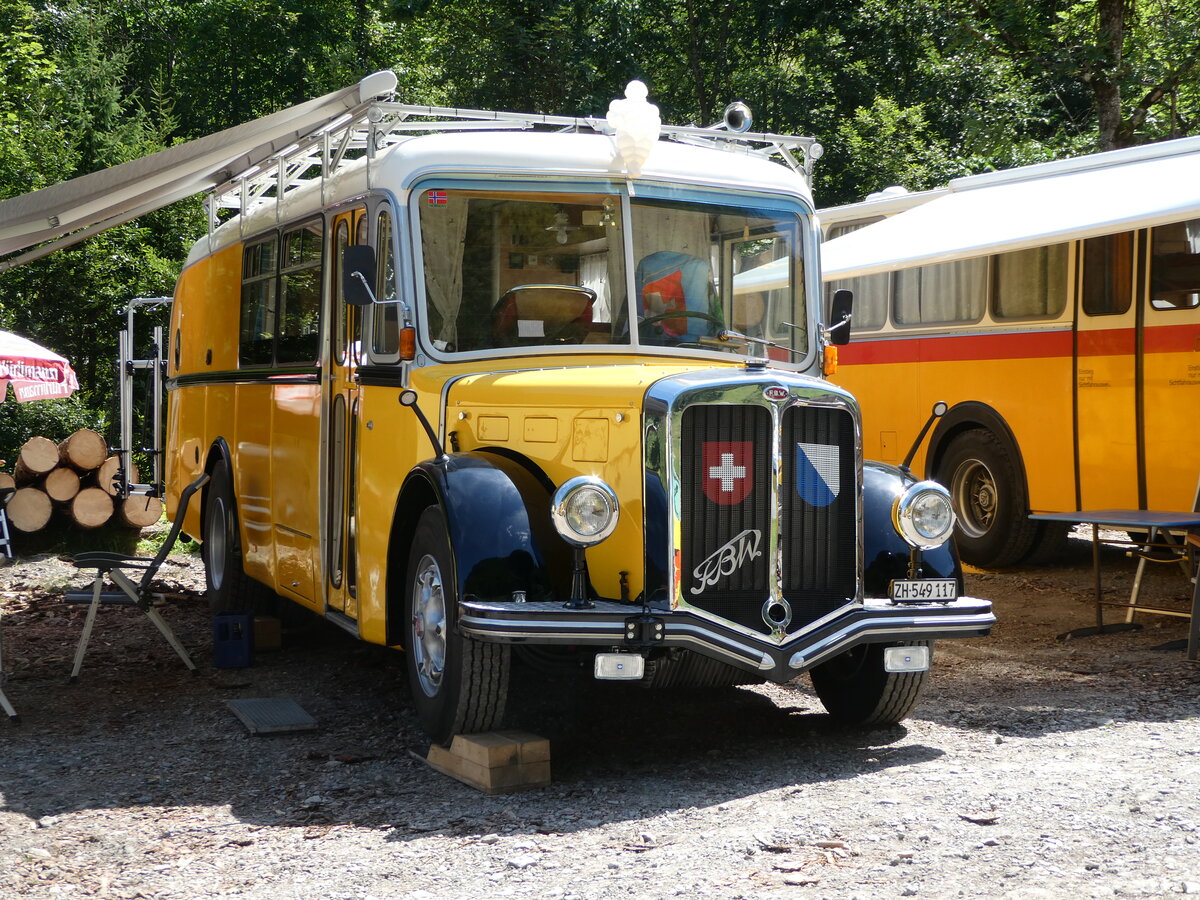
[0,0,1198,441]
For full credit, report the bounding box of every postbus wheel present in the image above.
[937,428,1036,568]
[203,460,257,613]
[404,505,510,745]
[810,641,930,726]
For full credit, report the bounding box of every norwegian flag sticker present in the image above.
[701,442,754,505]
[796,442,840,507]
[426,190,448,206]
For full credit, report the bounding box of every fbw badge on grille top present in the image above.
[702,442,754,505]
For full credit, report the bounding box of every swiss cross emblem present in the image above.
[701,442,754,505]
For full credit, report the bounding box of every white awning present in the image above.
[0,71,398,271]
[821,135,1200,281]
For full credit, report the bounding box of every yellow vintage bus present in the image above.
[162,73,992,742]
[820,137,1200,568]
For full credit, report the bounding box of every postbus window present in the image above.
[332,219,349,365]
[239,237,277,366]
[993,244,1068,319]
[276,219,323,364]
[1150,219,1200,310]
[826,221,887,331]
[371,209,399,356]
[893,257,986,326]
[1082,232,1133,316]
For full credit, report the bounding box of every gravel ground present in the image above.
[1,532,1199,900]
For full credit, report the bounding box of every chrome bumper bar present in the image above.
[458,596,994,681]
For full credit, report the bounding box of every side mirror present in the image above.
[343,245,378,307]
[828,289,853,346]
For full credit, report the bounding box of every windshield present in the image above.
[415,185,807,359]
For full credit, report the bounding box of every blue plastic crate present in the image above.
[213,612,254,668]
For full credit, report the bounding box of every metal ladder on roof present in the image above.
[114,297,171,503]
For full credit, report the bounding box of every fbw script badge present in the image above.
[702,442,754,505]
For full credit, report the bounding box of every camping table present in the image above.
[1029,509,1200,657]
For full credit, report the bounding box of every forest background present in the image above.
[1,0,1198,459]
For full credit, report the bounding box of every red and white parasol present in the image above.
[0,330,79,402]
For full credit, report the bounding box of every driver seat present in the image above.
[635,251,716,342]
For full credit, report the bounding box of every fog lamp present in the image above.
[552,476,619,547]
[892,480,956,550]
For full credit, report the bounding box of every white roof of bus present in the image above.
[820,134,1200,280]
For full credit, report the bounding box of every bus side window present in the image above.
[240,237,277,366]
[894,257,986,326]
[1082,232,1134,316]
[1150,220,1200,311]
[827,221,887,332]
[372,209,399,356]
[276,219,323,364]
[993,244,1069,319]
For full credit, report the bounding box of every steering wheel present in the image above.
[638,309,723,340]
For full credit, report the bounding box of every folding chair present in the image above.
[64,472,209,682]
[0,602,17,723]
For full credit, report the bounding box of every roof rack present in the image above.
[204,96,823,237]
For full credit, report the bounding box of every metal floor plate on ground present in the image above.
[227,698,317,734]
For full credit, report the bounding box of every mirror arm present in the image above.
[350,271,379,304]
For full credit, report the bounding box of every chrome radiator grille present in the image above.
[679,402,857,635]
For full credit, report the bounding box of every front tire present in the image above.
[936,428,1036,568]
[810,642,930,726]
[405,506,509,745]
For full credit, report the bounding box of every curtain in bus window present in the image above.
[276,220,322,364]
[993,244,1068,319]
[1082,233,1133,316]
[420,194,469,344]
[827,221,887,331]
[894,257,986,325]
[1150,219,1200,310]
[580,252,612,322]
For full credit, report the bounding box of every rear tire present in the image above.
[810,642,930,726]
[405,506,509,745]
[203,459,261,613]
[936,428,1036,568]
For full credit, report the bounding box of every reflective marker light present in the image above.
[551,476,620,547]
[892,480,956,550]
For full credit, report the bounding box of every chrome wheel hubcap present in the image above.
[951,458,997,539]
[411,553,447,698]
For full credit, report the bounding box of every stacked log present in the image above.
[4,430,161,534]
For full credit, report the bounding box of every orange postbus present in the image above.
[818,137,1200,567]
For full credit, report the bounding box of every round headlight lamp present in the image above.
[892,480,956,550]
[551,476,620,547]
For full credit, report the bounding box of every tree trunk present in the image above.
[58,428,109,473]
[118,494,164,529]
[1094,0,1127,150]
[43,467,81,503]
[96,456,138,497]
[68,487,114,529]
[14,436,60,482]
[8,486,53,533]
[0,472,15,492]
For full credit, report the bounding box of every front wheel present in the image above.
[810,642,930,726]
[405,506,509,745]
[936,428,1036,568]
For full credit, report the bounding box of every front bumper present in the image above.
[458,596,994,682]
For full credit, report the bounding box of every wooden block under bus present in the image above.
[425,731,552,794]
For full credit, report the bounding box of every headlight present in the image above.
[551,476,620,547]
[892,481,956,550]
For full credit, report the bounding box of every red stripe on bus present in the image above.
[839,330,1073,365]
[839,322,1200,366]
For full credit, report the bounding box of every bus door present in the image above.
[324,207,367,619]
[1074,230,1141,510]
[1140,219,1200,510]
